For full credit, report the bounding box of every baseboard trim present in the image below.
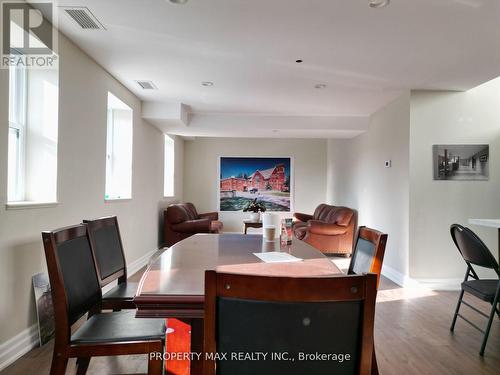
[0,324,39,371]
[382,264,461,291]
[381,264,414,288]
[411,278,462,291]
[0,248,159,372]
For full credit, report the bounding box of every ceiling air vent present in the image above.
[60,7,105,30]
[136,80,158,90]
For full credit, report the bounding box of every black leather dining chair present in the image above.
[450,224,500,356]
[84,216,138,310]
[42,224,165,375]
[347,226,387,374]
[203,271,378,375]
[348,226,388,289]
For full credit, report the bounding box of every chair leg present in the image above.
[147,341,164,375]
[450,289,465,332]
[162,340,166,375]
[147,355,163,375]
[479,288,500,356]
[76,357,91,375]
[49,353,68,375]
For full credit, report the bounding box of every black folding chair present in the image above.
[450,224,500,356]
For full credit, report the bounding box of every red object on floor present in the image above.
[165,319,191,375]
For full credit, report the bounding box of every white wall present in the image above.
[183,138,327,232]
[410,83,500,280]
[0,33,183,349]
[327,93,411,279]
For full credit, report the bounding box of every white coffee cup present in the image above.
[263,225,276,242]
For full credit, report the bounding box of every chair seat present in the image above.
[462,279,499,302]
[103,282,138,301]
[71,310,165,344]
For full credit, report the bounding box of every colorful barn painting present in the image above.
[219,157,292,212]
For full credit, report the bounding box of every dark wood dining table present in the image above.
[134,233,342,374]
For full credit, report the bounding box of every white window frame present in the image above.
[164,134,175,197]
[105,92,133,201]
[7,64,27,202]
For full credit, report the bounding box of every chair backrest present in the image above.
[84,216,127,286]
[184,202,200,219]
[348,227,388,288]
[166,203,199,225]
[450,224,499,272]
[42,224,101,343]
[313,204,355,227]
[203,271,377,375]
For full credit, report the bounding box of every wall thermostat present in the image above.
[385,160,392,168]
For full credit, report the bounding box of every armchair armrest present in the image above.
[199,211,219,221]
[307,220,348,236]
[293,212,313,223]
[171,219,211,233]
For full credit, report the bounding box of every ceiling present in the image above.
[48,0,500,137]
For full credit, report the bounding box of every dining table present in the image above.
[134,233,342,374]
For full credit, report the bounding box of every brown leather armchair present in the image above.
[293,204,357,256]
[164,202,223,247]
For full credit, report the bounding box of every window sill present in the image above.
[6,201,59,210]
[105,198,132,203]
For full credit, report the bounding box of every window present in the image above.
[105,92,133,200]
[7,61,59,205]
[164,135,175,197]
[7,65,26,202]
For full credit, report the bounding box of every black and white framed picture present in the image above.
[433,144,489,181]
[33,273,55,346]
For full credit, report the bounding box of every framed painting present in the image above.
[433,144,489,181]
[32,272,55,346]
[218,157,293,212]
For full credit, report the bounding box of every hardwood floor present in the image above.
[2,263,499,375]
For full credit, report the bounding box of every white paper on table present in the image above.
[253,251,303,263]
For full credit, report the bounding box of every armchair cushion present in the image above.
[334,208,354,227]
[166,204,190,224]
[171,219,211,233]
[200,211,219,221]
[307,221,348,236]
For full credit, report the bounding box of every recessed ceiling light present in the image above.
[295,59,303,63]
[369,0,390,8]
[169,0,189,4]
[314,83,327,89]
[201,81,214,87]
